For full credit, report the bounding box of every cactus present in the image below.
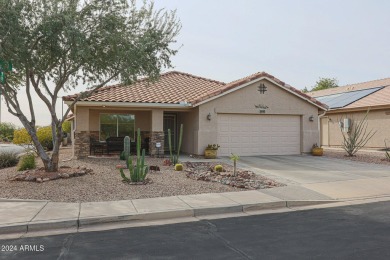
[177,124,183,161]
[230,153,240,177]
[214,165,223,172]
[168,128,173,163]
[174,164,183,171]
[124,136,131,159]
[119,151,126,160]
[119,128,148,183]
[168,124,184,165]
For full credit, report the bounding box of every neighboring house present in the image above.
[307,78,390,148]
[63,71,327,158]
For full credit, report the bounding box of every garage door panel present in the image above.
[217,114,300,156]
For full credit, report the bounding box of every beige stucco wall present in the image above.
[177,108,199,154]
[150,109,163,131]
[76,106,90,131]
[197,79,321,154]
[322,109,390,148]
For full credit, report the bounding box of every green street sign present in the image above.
[0,60,12,84]
[0,72,5,84]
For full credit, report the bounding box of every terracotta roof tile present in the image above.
[63,71,327,110]
[63,71,226,104]
[192,71,328,109]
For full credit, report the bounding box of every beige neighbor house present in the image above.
[308,78,390,149]
[63,71,327,158]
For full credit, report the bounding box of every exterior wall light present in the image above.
[309,115,314,122]
[207,113,211,121]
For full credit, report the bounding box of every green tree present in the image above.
[0,0,181,172]
[311,77,339,92]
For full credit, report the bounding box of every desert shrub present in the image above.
[0,152,19,169]
[13,126,53,151]
[174,164,183,171]
[341,111,376,156]
[62,121,71,134]
[385,140,390,161]
[37,126,53,150]
[214,164,223,172]
[0,122,17,142]
[17,153,36,171]
[13,128,31,144]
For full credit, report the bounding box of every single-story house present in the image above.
[63,71,327,158]
[307,78,390,148]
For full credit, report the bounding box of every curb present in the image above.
[0,200,336,235]
[0,198,50,203]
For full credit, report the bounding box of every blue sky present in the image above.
[2,0,390,126]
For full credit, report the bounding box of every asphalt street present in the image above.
[1,201,390,260]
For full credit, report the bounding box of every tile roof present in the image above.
[192,71,328,109]
[63,71,226,104]
[308,77,390,98]
[344,86,390,109]
[307,77,390,110]
[63,71,327,110]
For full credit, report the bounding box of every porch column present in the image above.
[149,109,164,156]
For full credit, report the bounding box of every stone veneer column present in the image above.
[149,131,165,156]
[74,131,90,159]
[149,109,164,157]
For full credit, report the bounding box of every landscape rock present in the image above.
[9,167,94,183]
[25,176,36,182]
[185,162,285,190]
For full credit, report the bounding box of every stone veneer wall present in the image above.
[149,131,164,156]
[74,131,99,159]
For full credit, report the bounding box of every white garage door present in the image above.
[217,114,301,156]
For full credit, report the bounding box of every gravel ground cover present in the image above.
[323,148,390,166]
[0,149,255,202]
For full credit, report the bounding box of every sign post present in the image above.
[0,60,13,123]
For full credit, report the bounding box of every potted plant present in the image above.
[311,143,323,156]
[204,144,220,159]
[62,132,68,147]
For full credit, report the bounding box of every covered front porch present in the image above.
[72,105,198,158]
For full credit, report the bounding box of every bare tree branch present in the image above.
[61,72,119,124]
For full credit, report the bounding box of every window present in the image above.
[100,114,135,141]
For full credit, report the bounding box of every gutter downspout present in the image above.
[62,103,76,162]
[318,110,327,147]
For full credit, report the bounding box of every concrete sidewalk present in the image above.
[2,155,390,238]
[0,188,335,237]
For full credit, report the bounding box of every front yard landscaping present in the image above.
[323,148,390,166]
[0,148,283,202]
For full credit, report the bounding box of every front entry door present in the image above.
[163,114,176,152]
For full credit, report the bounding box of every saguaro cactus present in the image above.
[168,124,183,165]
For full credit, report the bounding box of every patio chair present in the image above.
[90,137,106,155]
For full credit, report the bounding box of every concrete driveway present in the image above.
[238,155,390,200]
